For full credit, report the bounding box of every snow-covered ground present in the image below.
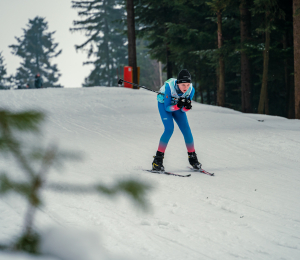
[0,87,300,260]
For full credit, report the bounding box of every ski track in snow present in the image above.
[0,87,300,260]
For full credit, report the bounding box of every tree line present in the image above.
[1,1,300,119]
[133,0,297,118]
[71,0,300,118]
[0,12,159,90]
[0,17,63,90]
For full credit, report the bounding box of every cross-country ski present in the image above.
[188,167,215,176]
[144,169,191,177]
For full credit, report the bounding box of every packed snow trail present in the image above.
[0,87,300,260]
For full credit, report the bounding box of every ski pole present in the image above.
[118,79,195,104]
[118,78,160,94]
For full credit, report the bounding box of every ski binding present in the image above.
[188,167,215,176]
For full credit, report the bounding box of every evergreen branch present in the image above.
[0,173,39,207]
[0,110,44,132]
[75,30,100,50]
[0,110,45,179]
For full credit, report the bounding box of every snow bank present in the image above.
[40,227,111,260]
[0,87,300,260]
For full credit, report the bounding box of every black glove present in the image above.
[184,98,192,110]
[176,97,185,109]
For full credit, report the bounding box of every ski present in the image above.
[144,169,191,177]
[188,167,215,176]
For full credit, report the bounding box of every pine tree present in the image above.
[9,17,62,88]
[128,0,293,116]
[255,0,285,114]
[207,0,231,107]
[0,52,11,90]
[294,0,300,119]
[240,0,252,112]
[136,39,163,90]
[135,0,179,78]
[126,0,138,86]
[71,0,127,87]
[277,0,294,118]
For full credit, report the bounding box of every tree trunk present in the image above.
[194,74,197,101]
[126,0,138,87]
[293,0,300,118]
[265,84,269,114]
[215,69,219,105]
[104,7,111,86]
[36,32,40,73]
[159,61,163,86]
[288,75,295,118]
[283,34,290,117]
[207,81,211,104]
[240,0,252,113]
[166,46,173,78]
[217,11,225,107]
[258,14,271,114]
[36,54,40,74]
[200,77,204,103]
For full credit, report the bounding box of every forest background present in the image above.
[0,0,299,119]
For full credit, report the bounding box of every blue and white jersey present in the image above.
[157,78,195,113]
[157,78,194,104]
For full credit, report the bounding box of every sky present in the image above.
[0,0,94,88]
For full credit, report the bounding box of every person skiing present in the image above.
[152,69,202,171]
[34,73,43,88]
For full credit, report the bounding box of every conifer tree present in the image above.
[206,0,231,107]
[136,39,163,90]
[71,0,127,87]
[125,0,294,116]
[255,0,284,114]
[135,0,178,78]
[294,0,300,119]
[126,0,138,86]
[0,52,11,89]
[240,0,252,113]
[9,17,62,88]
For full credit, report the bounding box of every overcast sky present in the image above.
[0,0,94,88]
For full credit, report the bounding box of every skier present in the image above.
[34,74,43,88]
[152,69,202,171]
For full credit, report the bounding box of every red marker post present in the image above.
[123,66,133,88]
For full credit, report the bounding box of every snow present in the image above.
[0,87,300,260]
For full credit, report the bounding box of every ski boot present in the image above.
[152,151,165,171]
[188,152,202,169]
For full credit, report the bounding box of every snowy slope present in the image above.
[0,87,300,260]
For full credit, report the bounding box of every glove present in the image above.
[176,97,185,109]
[184,98,192,110]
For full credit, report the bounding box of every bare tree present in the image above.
[126,0,138,87]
